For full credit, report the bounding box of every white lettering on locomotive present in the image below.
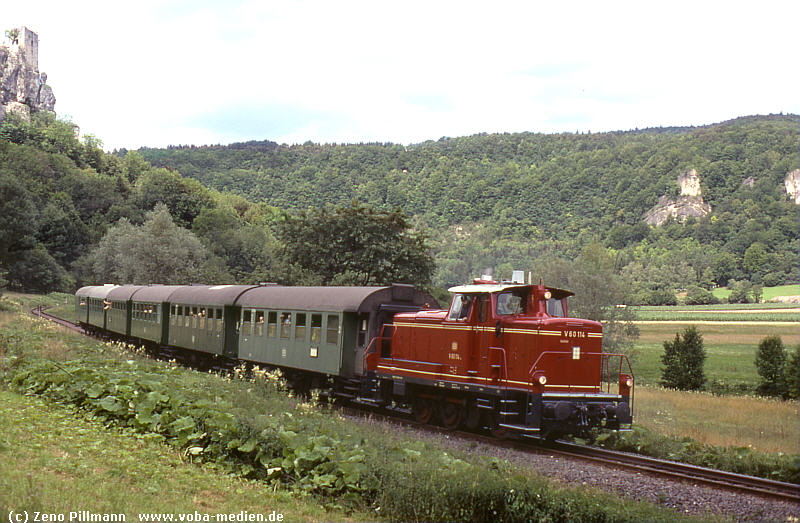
[562,330,587,338]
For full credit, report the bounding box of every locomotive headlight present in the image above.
[544,291,552,300]
[625,378,633,388]
[538,375,547,385]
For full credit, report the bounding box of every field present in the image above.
[632,322,799,390]
[711,284,800,301]
[633,385,799,454]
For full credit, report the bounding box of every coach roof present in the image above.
[130,285,184,303]
[236,285,431,313]
[168,284,260,307]
[106,285,146,301]
[76,284,120,299]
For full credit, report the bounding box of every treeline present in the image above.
[0,113,432,294]
[2,112,798,304]
[138,115,799,297]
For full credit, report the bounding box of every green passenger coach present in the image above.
[167,285,259,357]
[235,284,436,378]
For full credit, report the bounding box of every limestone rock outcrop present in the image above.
[643,169,712,226]
[784,169,800,205]
[0,27,55,121]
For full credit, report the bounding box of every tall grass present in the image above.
[634,386,799,454]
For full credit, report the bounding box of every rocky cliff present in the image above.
[785,169,800,205]
[0,26,55,121]
[643,169,712,226]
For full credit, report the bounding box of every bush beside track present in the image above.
[0,305,702,522]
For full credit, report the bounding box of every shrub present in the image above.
[755,336,787,397]
[684,285,719,305]
[782,346,800,400]
[660,326,706,391]
[634,289,678,306]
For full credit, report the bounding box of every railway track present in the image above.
[32,306,800,504]
[545,439,800,503]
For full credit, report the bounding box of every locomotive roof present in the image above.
[447,283,574,299]
[236,285,436,313]
[76,284,120,299]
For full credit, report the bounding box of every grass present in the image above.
[0,391,346,522]
[633,385,799,454]
[711,284,800,301]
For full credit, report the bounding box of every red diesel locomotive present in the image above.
[364,278,633,438]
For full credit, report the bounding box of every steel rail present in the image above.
[546,440,800,503]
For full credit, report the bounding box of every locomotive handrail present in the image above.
[528,351,634,395]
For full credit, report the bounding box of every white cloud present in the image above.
[4,0,799,150]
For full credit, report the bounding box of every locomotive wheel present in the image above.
[412,397,435,424]
[463,402,481,431]
[440,400,463,430]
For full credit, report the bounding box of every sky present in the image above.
[4,0,799,151]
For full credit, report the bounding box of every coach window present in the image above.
[326,315,339,344]
[255,311,265,336]
[279,312,292,339]
[242,310,253,335]
[216,308,223,331]
[357,315,368,346]
[295,313,307,340]
[310,314,322,343]
[155,304,160,323]
[267,311,277,337]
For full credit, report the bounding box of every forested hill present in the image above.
[139,115,798,240]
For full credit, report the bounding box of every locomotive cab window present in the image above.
[448,294,474,321]
[496,292,525,316]
[547,297,566,318]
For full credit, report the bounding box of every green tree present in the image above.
[276,202,434,287]
[660,326,706,391]
[727,280,753,304]
[537,243,639,358]
[134,169,215,227]
[782,347,800,400]
[755,336,787,397]
[0,170,38,268]
[85,204,210,284]
[5,243,74,292]
[684,285,719,305]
